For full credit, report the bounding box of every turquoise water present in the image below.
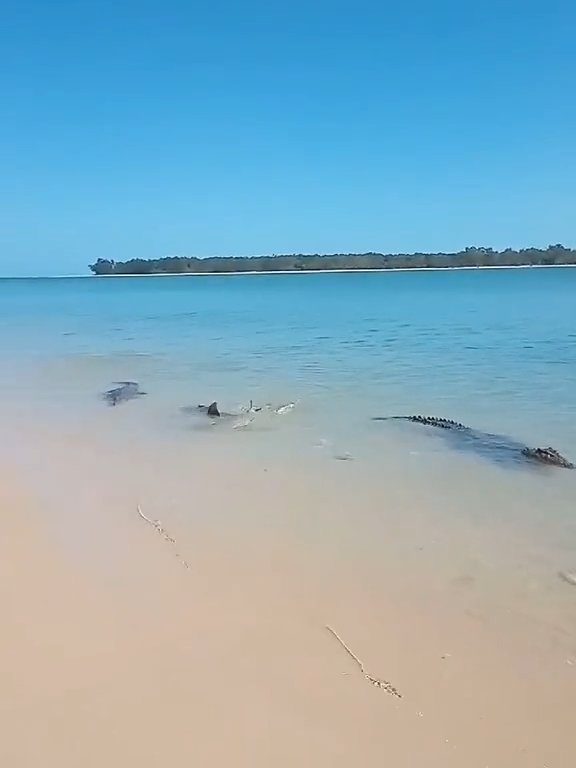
[0,268,575,458]
[2,267,576,622]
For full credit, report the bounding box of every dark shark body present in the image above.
[103,381,146,406]
[196,401,229,418]
[194,400,261,418]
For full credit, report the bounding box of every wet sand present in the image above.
[1,422,575,767]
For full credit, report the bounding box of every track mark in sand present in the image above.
[136,508,400,696]
[137,504,191,569]
[326,625,402,698]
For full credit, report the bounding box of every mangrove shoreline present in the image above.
[89,245,576,275]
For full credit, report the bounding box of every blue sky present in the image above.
[1,0,575,275]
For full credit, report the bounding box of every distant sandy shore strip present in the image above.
[29,263,576,279]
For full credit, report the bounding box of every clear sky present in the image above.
[1,0,575,275]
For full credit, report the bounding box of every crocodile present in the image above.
[379,415,467,430]
[521,447,574,469]
[372,415,574,469]
[103,381,146,406]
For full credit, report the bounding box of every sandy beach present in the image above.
[2,421,575,768]
[3,0,576,762]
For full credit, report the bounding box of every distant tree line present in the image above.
[89,245,576,275]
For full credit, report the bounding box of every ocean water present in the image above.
[1,267,576,632]
[2,268,575,768]
[0,268,575,453]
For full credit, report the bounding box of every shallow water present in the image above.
[0,269,575,615]
[1,268,575,448]
[1,268,576,768]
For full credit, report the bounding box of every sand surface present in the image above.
[1,427,575,767]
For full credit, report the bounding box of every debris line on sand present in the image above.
[326,625,402,697]
[136,504,191,569]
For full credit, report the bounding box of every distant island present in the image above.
[89,245,576,275]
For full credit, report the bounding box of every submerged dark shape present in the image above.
[372,415,574,470]
[103,381,146,406]
[559,570,576,586]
